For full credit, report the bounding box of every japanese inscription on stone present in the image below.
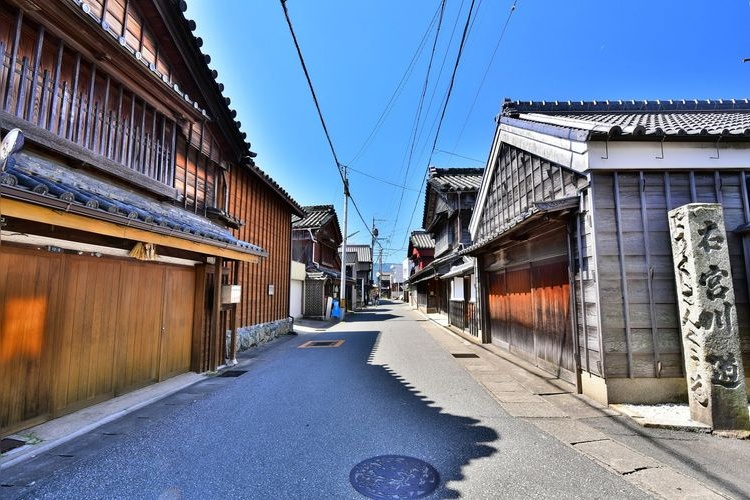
[668,203,749,430]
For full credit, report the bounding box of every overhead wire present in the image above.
[347,2,444,166]
[434,148,484,164]
[386,0,447,246]
[454,0,519,148]
[345,165,420,192]
[280,0,345,183]
[401,0,479,251]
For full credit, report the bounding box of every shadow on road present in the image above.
[316,329,498,498]
[2,326,499,498]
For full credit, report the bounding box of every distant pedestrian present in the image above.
[375,293,379,305]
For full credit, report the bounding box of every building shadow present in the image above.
[2,330,498,499]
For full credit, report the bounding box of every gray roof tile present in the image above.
[410,231,435,249]
[503,99,750,137]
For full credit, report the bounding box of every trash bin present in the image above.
[331,299,341,319]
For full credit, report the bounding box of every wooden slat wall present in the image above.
[226,167,293,328]
[0,3,178,187]
[574,188,604,376]
[591,171,750,379]
[475,144,585,246]
[0,247,59,433]
[0,245,196,435]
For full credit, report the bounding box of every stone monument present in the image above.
[668,203,750,430]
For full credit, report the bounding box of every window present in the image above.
[451,277,464,301]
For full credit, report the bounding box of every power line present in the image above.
[429,0,478,164]
[401,0,479,251]
[454,0,519,148]
[388,0,447,246]
[434,148,484,164]
[280,0,344,183]
[346,165,420,192]
[347,2,444,166]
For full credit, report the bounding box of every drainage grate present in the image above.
[350,455,439,499]
[299,340,345,348]
[452,353,479,358]
[218,370,247,377]
[0,438,26,453]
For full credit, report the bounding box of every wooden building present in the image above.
[292,205,350,318]
[406,230,435,310]
[341,244,372,308]
[407,167,482,337]
[0,0,302,437]
[468,99,750,405]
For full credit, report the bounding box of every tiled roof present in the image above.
[292,205,337,230]
[427,167,484,191]
[502,99,750,138]
[2,152,266,256]
[346,244,372,263]
[410,231,435,249]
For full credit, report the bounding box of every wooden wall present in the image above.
[227,167,293,328]
[1,245,195,435]
[590,170,750,379]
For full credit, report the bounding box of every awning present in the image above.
[0,152,266,262]
[441,259,474,279]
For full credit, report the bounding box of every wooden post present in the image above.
[26,26,44,122]
[48,40,65,132]
[3,9,22,113]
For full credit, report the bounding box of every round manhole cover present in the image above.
[349,455,440,499]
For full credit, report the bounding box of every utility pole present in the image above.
[339,166,349,318]
[370,217,385,306]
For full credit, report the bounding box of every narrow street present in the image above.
[1,302,747,499]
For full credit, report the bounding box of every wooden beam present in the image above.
[0,197,263,263]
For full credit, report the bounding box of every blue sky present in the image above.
[185,1,750,262]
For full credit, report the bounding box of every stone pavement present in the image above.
[0,301,748,499]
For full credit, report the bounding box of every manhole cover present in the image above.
[350,455,439,499]
[0,437,26,453]
[218,370,247,377]
[299,340,345,348]
[452,353,479,358]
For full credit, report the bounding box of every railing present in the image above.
[0,31,176,187]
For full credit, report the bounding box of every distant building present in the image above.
[406,166,483,338]
[292,205,352,318]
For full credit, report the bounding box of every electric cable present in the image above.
[454,0,519,148]
[401,0,479,251]
[280,0,345,183]
[347,2,444,166]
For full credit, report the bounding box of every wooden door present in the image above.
[115,262,164,394]
[53,255,122,414]
[488,270,508,346]
[531,260,574,377]
[0,247,60,434]
[159,266,196,380]
[507,266,534,356]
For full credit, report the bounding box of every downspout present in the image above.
[307,228,319,268]
[567,214,583,394]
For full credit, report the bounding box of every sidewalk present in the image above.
[417,307,750,499]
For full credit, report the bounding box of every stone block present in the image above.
[668,203,750,430]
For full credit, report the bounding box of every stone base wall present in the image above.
[226,317,294,354]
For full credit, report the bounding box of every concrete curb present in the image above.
[1,373,204,470]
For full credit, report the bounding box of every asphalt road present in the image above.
[3,302,652,499]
